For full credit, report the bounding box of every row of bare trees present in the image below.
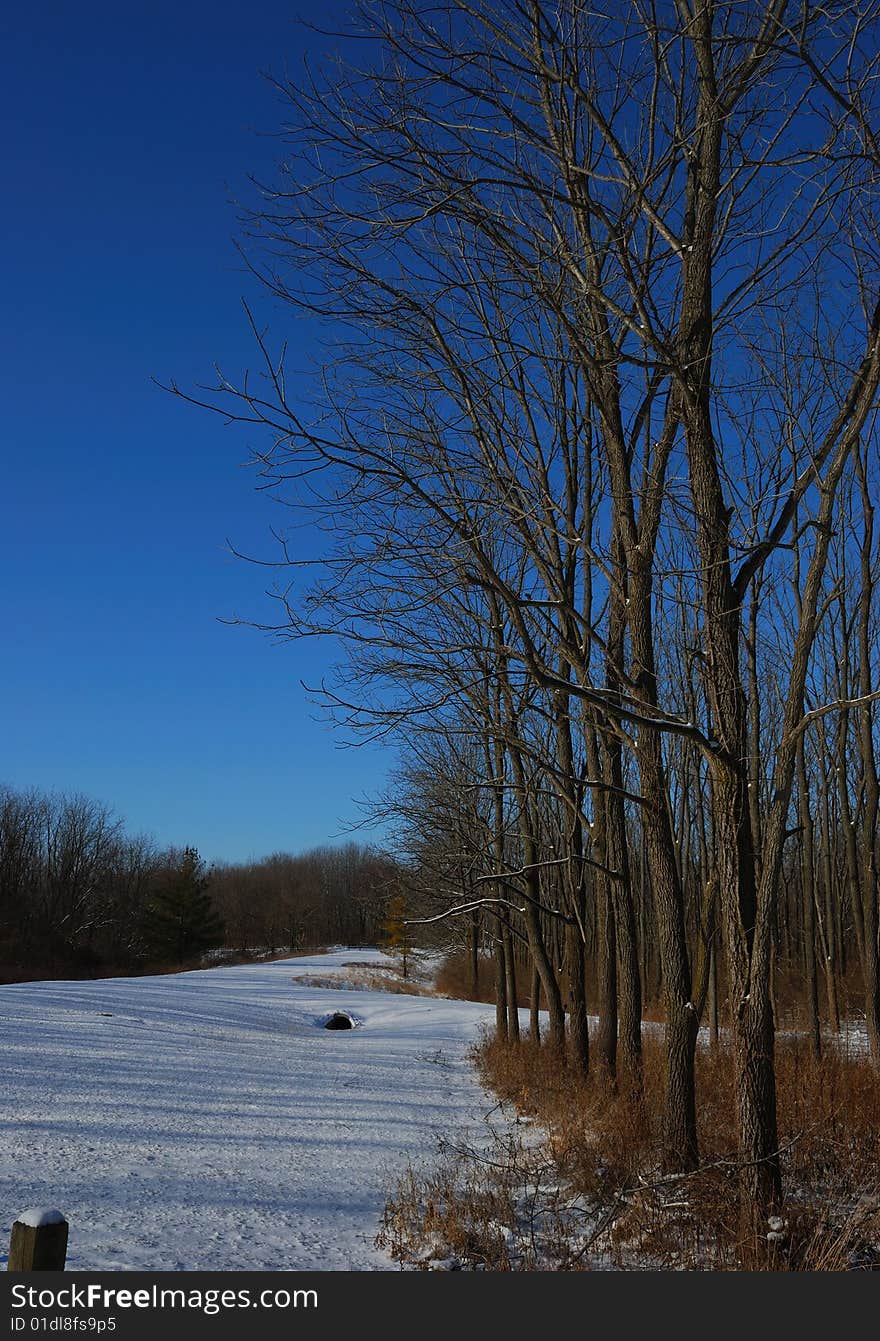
[210,844,399,952]
[0,783,184,974]
[0,782,398,975]
[181,0,880,1227]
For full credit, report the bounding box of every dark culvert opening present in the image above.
[324,1013,354,1030]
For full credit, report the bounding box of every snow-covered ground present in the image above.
[0,949,499,1271]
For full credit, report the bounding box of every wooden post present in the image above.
[8,1210,68,1271]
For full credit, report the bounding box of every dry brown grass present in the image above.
[294,965,437,996]
[433,950,494,1003]
[379,1027,880,1271]
[433,950,535,1006]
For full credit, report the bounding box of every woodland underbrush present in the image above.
[378,1030,880,1271]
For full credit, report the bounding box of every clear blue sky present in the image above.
[1,0,391,864]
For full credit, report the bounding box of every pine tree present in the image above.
[143,847,223,963]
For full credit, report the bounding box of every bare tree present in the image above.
[175,0,880,1227]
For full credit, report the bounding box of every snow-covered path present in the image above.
[0,950,498,1271]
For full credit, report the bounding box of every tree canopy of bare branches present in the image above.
[174,0,880,1229]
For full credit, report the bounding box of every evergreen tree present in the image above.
[143,847,223,963]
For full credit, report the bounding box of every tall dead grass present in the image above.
[295,965,437,996]
[434,950,533,1005]
[379,1028,880,1270]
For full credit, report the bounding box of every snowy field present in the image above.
[0,949,499,1271]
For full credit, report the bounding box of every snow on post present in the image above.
[8,1209,68,1271]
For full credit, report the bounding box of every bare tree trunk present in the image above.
[628,560,699,1169]
[817,778,841,1034]
[564,917,588,1069]
[553,694,590,1072]
[855,451,880,1060]
[530,961,541,1043]
[470,908,480,1001]
[677,10,779,1219]
[494,926,508,1043]
[501,908,520,1043]
[603,736,641,1080]
[522,896,566,1054]
[796,737,821,1059]
[747,585,764,887]
[594,853,618,1079]
[708,937,720,1047]
[602,534,641,1079]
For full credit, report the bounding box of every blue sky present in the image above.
[1,1,391,864]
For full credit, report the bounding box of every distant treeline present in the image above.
[0,782,399,981]
[210,846,399,954]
